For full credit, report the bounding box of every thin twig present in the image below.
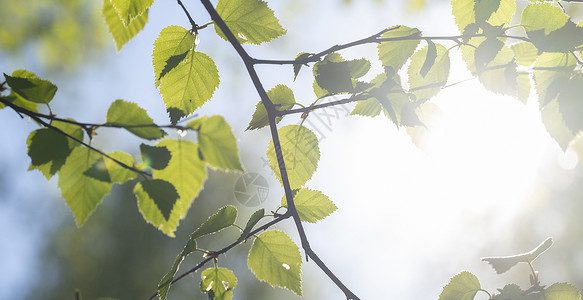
[147,213,292,300]
[177,0,197,30]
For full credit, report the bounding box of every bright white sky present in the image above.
[0,0,579,299]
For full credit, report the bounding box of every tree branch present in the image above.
[199,1,361,299]
[147,212,292,300]
[176,0,197,30]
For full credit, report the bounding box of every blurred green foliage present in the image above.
[0,0,106,72]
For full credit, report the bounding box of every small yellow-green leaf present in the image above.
[521,3,583,52]
[280,188,337,223]
[248,230,302,295]
[1,92,38,113]
[110,0,153,26]
[4,70,57,104]
[408,43,450,101]
[153,26,196,88]
[106,99,166,140]
[237,209,265,242]
[138,179,179,221]
[190,206,237,240]
[158,238,197,300]
[102,0,148,51]
[378,25,421,75]
[200,267,238,300]
[138,139,207,237]
[187,115,243,171]
[511,42,538,66]
[293,52,311,80]
[439,271,480,300]
[215,0,286,44]
[58,147,112,226]
[139,143,171,170]
[267,125,319,189]
[542,99,575,151]
[451,0,515,33]
[544,283,582,300]
[247,84,296,130]
[533,52,576,108]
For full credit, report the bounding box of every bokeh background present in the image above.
[2,0,583,299]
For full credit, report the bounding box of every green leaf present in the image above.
[85,151,136,183]
[58,147,112,226]
[27,120,83,179]
[158,49,219,119]
[138,139,207,237]
[439,271,481,300]
[491,284,528,300]
[544,283,582,300]
[187,115,244,171]
[351,98,382,117]
[521,3,583,52]
[557,74,583,133]
[408,43,450,101]
[533,52,576,108]
[1,91,38,112]
[106,99,166,140]
[474,37,504,72]
[200,267,238,300]
[190,206,237,240]
[102,0,148,51]
[377,25,421,76]
[28,128,71,167]
[139,143,171,170]
[247,84,296,130]
[313,55,370,95]
[280,188,337,223]
[482,237,553,274]
[542,99,574,151]
[142,179,179,221]
[420,40,437,77]
[356,73,411,126]
[153,26,196,88]
[4,70,57,104]
[215,0,286,44]
[248,230,302,295]
[267,125,320,189]
[158,238,197,300]
[293,52,311,80]
[237,209,265,242]
[452,0,515,33]
[110,0,153,26]
[511,42,539,66]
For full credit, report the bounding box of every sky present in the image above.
[1,0,581,299]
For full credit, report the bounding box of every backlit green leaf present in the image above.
[557,74,583,133]
[28,128,71,167]
[102,0,148,51]
[27,120,83,179]
[420,40,437,77]
[313,54,370,95]
[84,157,112,183]
[248,230,302,295]
[4,70,57,104]
[544,283,582,300]
[136,179,179,221]
[139,144,171,170]
[237,209,265,242]
[158,49,219,119]
[533,52,576,107]
[521,3,583,52]
[293,52,311,80]
[482,237,553,274]
[153,26,196,88]
[190,206,237,240]
[138,139,207,237]
[200,267,238,300]
[511,42,539,66]
[158,238,197,300]
[84,151,136,183]
[280,188,337,223]
[106,99,166,140]
[215,0,286,44]
[542,99,574,151]
[1,92,38,113]
[452,0,515,33]
[378,25,421,75]
[408,43,450,101]
[187,115,243,171]
[439,271,480,300]
[110,0,153,26]
[247,84,296,130]
[58,147,112,227]
[474,38,504,72]
[267,125,319,189]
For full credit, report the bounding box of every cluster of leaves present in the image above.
[3,0,583,299]
[440,238,582,300]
